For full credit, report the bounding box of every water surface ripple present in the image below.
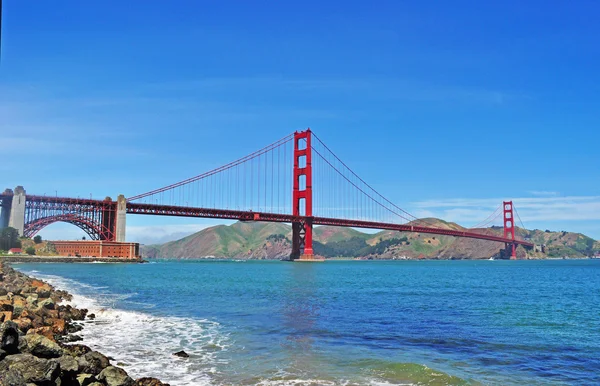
[16,259,600,385]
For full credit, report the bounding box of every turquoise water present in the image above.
[14,259,600,385]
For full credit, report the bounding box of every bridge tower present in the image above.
[291,129,315,261]
[0,189,12,229]
[115,194,127,242]
[8,186,26,236]
[503,201,517,259]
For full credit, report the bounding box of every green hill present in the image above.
[141,221,600,260]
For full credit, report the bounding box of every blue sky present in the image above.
[1,1,599,243]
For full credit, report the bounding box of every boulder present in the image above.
[48,318,65,334]
[0,321,20,354]
[13,317,32,333]
[43,309,59,320]
[98,366,134,386]
[61,343,91,357]
[135,378,170,386]
[0,348,6,361]
[37,298,55,310]
[0,368,27,386]
[35,286,52,299]
[30,316,45,330]
[66,322,84,334]
[76,374,98,386]
[11,296,26,317]
[0,311,13,322]
[0,299,13,312]
[56,354,79,373]
[23,333,64,358]
[27,326,54,340]
[78,351,110,375]
[1,353,60,384]
[59,334,83,343]
[26,295,38,306]
[30,279,45,288]
[172,350,189,358]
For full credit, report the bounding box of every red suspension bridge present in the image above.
[0,129,533,259]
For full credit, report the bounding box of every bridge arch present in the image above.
[24,214,105,240]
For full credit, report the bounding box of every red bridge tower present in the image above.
[291,129,316,261]
[503,201,517,259]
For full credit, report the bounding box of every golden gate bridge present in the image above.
[0,129,533,260]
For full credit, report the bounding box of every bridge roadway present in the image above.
[127,202,535,247]
[0,194,534,247]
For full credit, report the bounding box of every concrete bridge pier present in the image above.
[0,208,8,229]
[0,189,12,230]
[8,186,26,236]
[115,194,127,242]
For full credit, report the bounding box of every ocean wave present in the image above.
[23,272,229,386]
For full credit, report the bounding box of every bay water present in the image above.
[14,259,600,385]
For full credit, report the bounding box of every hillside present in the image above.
[142,222,292,259]
[141,220,600,260]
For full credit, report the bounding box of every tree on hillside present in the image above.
[0,227,21,250]
[34,235,42,244]
[25,247,36,255]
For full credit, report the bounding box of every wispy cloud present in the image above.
[126,224,217,245]
[528,191,560,197]
[146,76,527,106]
[36,223,220,245]
[411,195,600,224]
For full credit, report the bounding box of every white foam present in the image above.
[23,272,229,386]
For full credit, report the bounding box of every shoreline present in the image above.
[0,261,168,385]
[1,256,145,263]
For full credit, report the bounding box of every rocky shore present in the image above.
[0,261,168,386]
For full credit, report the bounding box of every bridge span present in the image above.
[1,129,534,259]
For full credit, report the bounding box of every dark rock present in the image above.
[88,313,96,320]
[0,299,13,312]
[59,334,83,343]
[98,366,134,386]
[78,351,110,375]
[23,333,64,358]
[76,373,98,386]
[56,354,79,373]
[134,378,170,386]
[36,288,52,299]
[1,321,20,354]
[66,322,84,334]
[60,343,91,357]
[37,298,55,310]
[172,350,189,358]
[13,317,32,333]
[0,348,6,361]
[1,353,60,384]
[0,368,27,386]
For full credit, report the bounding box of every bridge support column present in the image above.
[291,129,316,261]
[115,194,127,242]
[0,191,11,230]
[8,186,26,236]
[503,201,517,260]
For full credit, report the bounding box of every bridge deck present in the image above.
[126,202,534,247]
[0,195,534,247]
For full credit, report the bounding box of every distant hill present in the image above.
[141,220,599,260]
[142,222,292,259]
